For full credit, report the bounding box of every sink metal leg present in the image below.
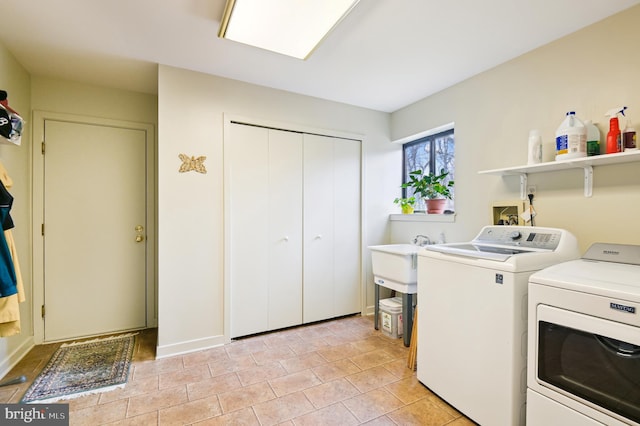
[402,293,413,347]
[374,283,379,330]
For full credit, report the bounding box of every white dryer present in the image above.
[527,243,640,426]
[417,226,580,426]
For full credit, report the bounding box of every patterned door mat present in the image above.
[21,333,136,404]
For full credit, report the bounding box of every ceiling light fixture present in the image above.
[218,0,360,60]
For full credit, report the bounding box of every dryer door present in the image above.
[534,304,640,424]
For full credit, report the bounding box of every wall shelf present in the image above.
[479,150,640,198]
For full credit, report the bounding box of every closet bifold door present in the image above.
[266,129,303,331]
[228,123,303,338]
[303,134,361,323]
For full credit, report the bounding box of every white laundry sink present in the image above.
[368,244,421,293]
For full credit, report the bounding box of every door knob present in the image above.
[135,225,144,232]
[135,235,145,243]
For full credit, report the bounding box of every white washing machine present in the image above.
[417,226,580,426]
[527,243,640,426]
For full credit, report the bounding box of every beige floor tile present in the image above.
[70,399,129,425]
[98,375,159,403]
[360,415,397,425]
[279,352,327,373]
[109,411,158,426]
[385,376,433,404]
[287,337,331,355]
[218,381,276,413]
[350,348,397,370]
[342,388,405,423]
[187,372,243,401]
[127,385,189,417]
[293,402,360,425]
[312,358,361,382]
[158,394,222,425]
[193,407,260,425]
[386,397,457,426]
[316,342,361,362]
[131,356,184,380]
[159,363,212,389]
[345,365,400,393]
[235,361,287,386]
[252,391,315,425]
[269,369,322,397]
[303,377,360,408]
[182,346,230,369]
[251,345,296,365]
[208,353,256,377]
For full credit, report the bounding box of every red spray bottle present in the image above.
[605,106,626,154]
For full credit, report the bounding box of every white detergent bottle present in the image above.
[527,129,542,164]
[555,111,587,161]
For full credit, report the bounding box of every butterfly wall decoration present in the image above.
[178,154,207,174]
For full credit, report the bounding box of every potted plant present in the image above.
[393,196,416,214]
[401,168,454,214]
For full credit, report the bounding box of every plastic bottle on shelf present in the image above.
[527,130,542,164]
[584,120,601,156]
[555,111,587,161]
[605,107,626,154]
[623,113,637,151]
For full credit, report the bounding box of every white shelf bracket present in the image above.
[583,166,593,197]
[519,173,528,200]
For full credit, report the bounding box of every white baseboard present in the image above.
[155,334,227,359]
[0,336,35,382]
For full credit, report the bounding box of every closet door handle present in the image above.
[283,236,289,242]
[314,234,323,240]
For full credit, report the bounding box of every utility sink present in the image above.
[368,244,422,294]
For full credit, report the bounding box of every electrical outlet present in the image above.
[527,185,537,196]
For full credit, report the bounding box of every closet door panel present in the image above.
[229,124,270,337]
[268,130,303,329]
[333,139,361,316]
[303,135,335,323]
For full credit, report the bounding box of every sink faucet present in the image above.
[413,235,431,246]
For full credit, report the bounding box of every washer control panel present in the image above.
[473,226,562,250]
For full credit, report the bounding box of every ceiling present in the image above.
[1,0,638,113]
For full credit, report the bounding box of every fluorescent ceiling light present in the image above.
[218,0,360,60]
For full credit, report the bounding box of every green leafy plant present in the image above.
[401,169,454,200]
[393,196,416,208]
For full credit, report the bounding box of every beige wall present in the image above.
[157,65,395,357]
[390,5,640,252]
[0,41,32,378]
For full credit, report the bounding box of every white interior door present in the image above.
[43,119,147,341]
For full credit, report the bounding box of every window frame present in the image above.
[401,128,455,212]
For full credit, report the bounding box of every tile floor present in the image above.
[0,315,475,425]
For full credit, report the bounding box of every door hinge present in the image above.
[41,141,45,154]
[41,224,44,236]
[41,305,45,318]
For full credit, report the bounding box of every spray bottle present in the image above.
[605,106,627,154]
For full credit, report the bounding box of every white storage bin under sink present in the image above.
[379,297,403,339]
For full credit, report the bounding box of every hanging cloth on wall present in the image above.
[0,180,16,297]
[0,161,24,337]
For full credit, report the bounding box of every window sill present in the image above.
[389,213,456,222]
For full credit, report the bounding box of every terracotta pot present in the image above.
[425,198,447,214]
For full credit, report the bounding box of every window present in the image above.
[402,129,455,212]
